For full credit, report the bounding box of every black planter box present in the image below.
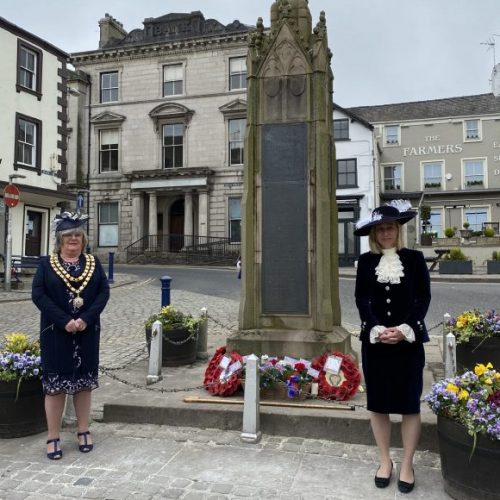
[439,260,473,274]
[145,326,197,367]
[487,260,500,274]
[456,337,500,375]
[420,233,433,246]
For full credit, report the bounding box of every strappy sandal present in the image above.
[77,431,93,453]
[46,438,63,460]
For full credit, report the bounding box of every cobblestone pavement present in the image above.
[0,423,447,500]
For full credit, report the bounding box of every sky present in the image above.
[2,0,500,107]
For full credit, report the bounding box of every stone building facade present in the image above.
[349,92,500,248]
[0,16,72,258]
[68,12,251,261]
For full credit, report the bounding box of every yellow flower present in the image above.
[475,364,488,376]
[494,372,500,380]
[446,383,459,393]
[458,389,469,400]
[456,321,464,329]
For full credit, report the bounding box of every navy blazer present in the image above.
[32,255,110,374]
[355,248,431,343]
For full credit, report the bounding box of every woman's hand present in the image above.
[65,319,78,333]
[75,318,87,331]
[378,327,405,344]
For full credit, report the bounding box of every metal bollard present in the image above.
[160,275,172,307]
[442,313,451,366]
[196,307,209,360]
[147,320,163,385]
[445,332,456,379]
[241,354,261,443]
[108,252,115,283]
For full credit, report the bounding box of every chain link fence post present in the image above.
[241,354,261,443]
[445,332,456,379]
[196,307,209,360]
[442,313,451,366]
[147,320,163,385]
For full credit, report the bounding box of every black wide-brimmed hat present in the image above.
[353,200,417,236]
[52,211,89,232]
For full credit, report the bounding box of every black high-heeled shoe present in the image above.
[398,468,415,493]
[46,438,63,460]
[77,431,93,453]
[374,461,393,488]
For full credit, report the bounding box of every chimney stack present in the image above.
[99,13,127,48]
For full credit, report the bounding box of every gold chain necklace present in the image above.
[49,253,96,308]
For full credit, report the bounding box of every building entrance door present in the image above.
[25,211,42,256]
[169,199,184,252]
[338,208,359,267]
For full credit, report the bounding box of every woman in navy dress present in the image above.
[354,200,431,494]
[32,212,109,460]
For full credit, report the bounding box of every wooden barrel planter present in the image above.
[0,378,46,438]
[146,327,197,367]
[437,416,500,500]
[456,337,500,374]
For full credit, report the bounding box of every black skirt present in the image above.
[361,340,425,414]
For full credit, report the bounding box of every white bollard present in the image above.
[196,307,209,360]
[147,320,163,385]
[445,332,456,379]
[241,354,261,443]
[442,313,451,366]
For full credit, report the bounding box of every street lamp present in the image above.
[4,173,26,292]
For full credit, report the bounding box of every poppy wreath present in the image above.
[203,346,243,397]
[311,351,361,401]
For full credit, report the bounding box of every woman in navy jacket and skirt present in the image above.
[32,212,110,460]
[354,200,431,494]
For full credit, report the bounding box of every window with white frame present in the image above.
[99,129,119,172]
[464,208,487,232]
[423,161,443,189]
[229,118,245,165]
[429,211,443,237]
[98,202,119,246]
[15,114,41,169]
[100,72,118,103]
[163,123,184,168]
[463,159,485,188]
[337,159,357,188]
[229,57,246,90]
[228,197,241,243]
[464,119,481,141]
[163,64,183,96]
[17,40,42,97]
[333,119,349,140]
[382,164,402,191]
[384,125,399,145]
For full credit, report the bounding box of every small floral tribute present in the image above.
[203,346,243,396]
[447,309,500,344]
[0,333,42,399]
[311,351,361,401]
[425,363,500,443]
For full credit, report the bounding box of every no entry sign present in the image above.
[3,184,20,208]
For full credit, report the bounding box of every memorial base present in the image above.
[226,326,355,360]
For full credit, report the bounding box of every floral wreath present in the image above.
[203,346,243,397]
[311,351,361,401]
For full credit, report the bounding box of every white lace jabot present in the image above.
[375,247,404,284]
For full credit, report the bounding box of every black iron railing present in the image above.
[125,234,240,265]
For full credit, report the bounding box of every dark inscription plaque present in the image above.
[261,123,308,314]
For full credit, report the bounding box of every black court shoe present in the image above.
[46,438,62,460]
[77,431,93,453]
[374,461,393,488]
[398,469,415,493]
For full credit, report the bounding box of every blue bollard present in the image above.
[160,275,172,307]
[107,252,115,283]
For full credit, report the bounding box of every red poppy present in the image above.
[203,346,243,397]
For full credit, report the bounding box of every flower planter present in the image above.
[439,260,473,274]
[420,233,433,246]
[241,380,311,400]
[437,416,500,500]
[146,326,197,367]
[456,337,500,374]
[0,378,46,438]
[487,260,500,274]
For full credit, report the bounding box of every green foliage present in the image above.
[443,247,468,261]
[444,227,456,238]
[420,204,431,221]
[484,227,495,238]
[0,333,42,382]
[145,305,201,333]
[1,333,40,355]
[492,250,500,261]
[463,221,470,229]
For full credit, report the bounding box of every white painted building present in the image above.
[333,104,376,263]
[0,16,73,259]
